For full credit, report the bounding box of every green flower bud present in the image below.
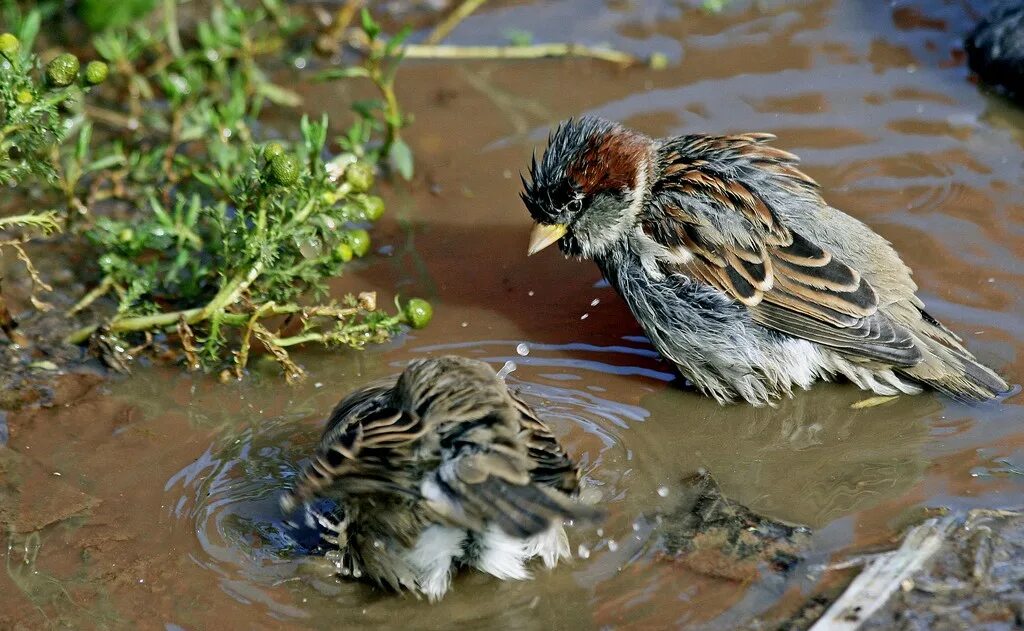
[346,229,371,257]
[262,142,285,161]
[46,53,81,87]
[15,90,33,105]
[0,33,19,58]
[84,60,109,85]
[332,242,354,263]
[118,228,134,242]
[267,153,300,186]
[344,161,374,193]
[361,195,385,221]
[404,298,433,329]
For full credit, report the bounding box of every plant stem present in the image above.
[424,0,488,45]
[316,0,365,54]
[164,0,184,58]
[63,300,387,345]
[67,275,113,315]
[398,43,644,65]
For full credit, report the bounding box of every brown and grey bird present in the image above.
[522,117,1008,406]
[280,355,598,601]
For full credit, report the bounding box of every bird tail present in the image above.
[424,452,603,540]
[472,477,603,539]
[900,311,1009,401]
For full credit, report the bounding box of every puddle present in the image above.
[2,0,1023,628]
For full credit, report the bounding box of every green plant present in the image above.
[317,9,415,180]
[2,2,432,381]
[0,20,111,311]
[67,116,428,381]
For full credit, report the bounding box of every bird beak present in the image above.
[527,223,568,256]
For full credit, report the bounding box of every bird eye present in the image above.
[568,197,583,213]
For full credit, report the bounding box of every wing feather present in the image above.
[650,133,923,367]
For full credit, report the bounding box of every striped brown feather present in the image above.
[650,132,921,365]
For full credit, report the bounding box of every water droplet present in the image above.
[607,540,618,552]
[528,290,535,296]
[294,57,307,69]
[461,322,468,328]
[596,528,604,537]
[657,486,669,497]
[577,544,591,559]
[516,343,530,357]
[496,360,517,380]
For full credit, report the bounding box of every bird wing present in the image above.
[280,379,427,512]
[422,394,597,538]
[508,390,581,495]
[648,133,921,366]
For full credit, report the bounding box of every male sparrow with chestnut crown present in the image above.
[522,117,1008,406]
[280,355,598,601]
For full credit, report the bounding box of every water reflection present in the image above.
[637,386,940,527]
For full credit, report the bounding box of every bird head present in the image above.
[521,116,653,259]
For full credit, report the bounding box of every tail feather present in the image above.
[425,464,602,540]
[901,329,1009,401]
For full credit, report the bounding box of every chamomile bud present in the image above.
[267,153,300,186]
[84,60,109,85]
[404,299,433,329]
[46,53,80,87]
[344,161,374,193]
[346,229,371,257]
[0,33,20,58]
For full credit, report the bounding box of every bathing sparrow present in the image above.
[280,355,598,600]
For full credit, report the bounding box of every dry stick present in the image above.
[809,515,959,631]
[399,43,643,66]
[424,0,488,45]
[316,0,365,54]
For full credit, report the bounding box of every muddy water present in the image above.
[4,0,1024,628]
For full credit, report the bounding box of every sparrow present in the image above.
[521,116,1008,406]
[280,355,598,601]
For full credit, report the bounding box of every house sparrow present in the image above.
[521,117,1008,406]
[280,355,598,601]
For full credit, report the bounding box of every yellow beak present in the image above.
[527,223,568,256]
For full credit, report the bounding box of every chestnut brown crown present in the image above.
[521,117,651,256]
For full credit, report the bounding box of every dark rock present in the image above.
[658,471,812,582]
[966,2,1024,104]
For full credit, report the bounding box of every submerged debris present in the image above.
[815,509,1024,630]
[658,471,812,582]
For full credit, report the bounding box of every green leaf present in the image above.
[77,0,159,32]
[388,138,414,180]
[256,81,302,107]
[360,8,381,40]
[18,10,41,53]
[76,122,93,162]
[384,26,412,57]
